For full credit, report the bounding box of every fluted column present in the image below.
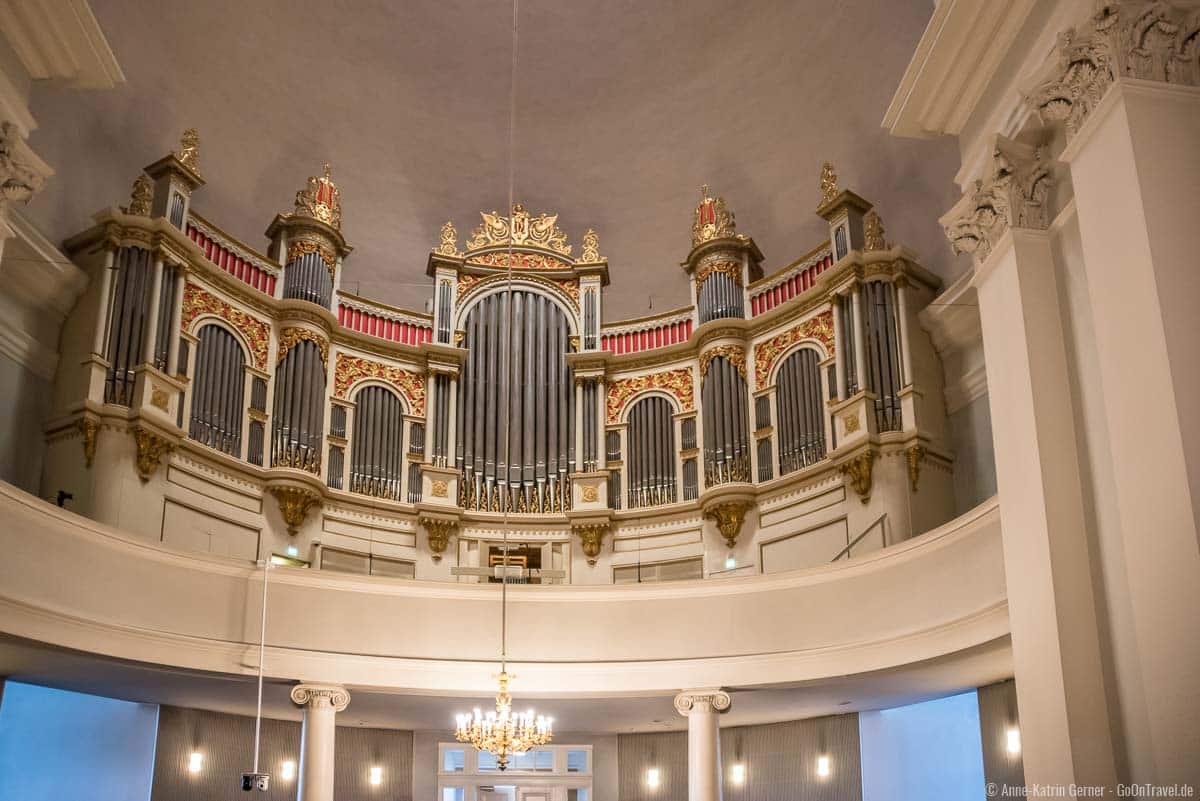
[674,689,730,801]
[291,683,350,801]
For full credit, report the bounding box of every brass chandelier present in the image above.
[452,0,553,771]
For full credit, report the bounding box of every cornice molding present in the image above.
[0,0,125,90]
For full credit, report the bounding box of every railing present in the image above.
[337,292,433,346]
[831,513,887,562]
[186,214,279,295]
[601,307,693,355]
[749,247,833,317]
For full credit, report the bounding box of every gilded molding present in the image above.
[436,220,462,257]
[78,418,99,467]
[692,185,741,247]
[606,367,695,424]
[464,202,572,256]
[699,345,747,379]
[290,684,350,711]
[580,485,599,503]
[906,444,926,492]
[705,500,752,548]
[456,271,580,310]
[580,228,602,262]
[277,327,330,365]
[839,450,877,504]
[131,426,174,483]
[752,311,835,389]
[333,352,426,415]
[270,485,321,534]
[180,282,271,369]
[431,480,449,498]
[573,522,609,566]
[420,516,457,562]
[694,256,743,290]
[286,237,337,274]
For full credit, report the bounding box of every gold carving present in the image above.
[180,282,270,369]
[431,479,448,498]
[580,228,601,262]
[293,163,342,230]
[753,311,835,389]
[175,128,201,176]
[906,444,926,492]
[839,450,877,504]
[819,162,838,208]
[277,327,330,365]
[863,210,888,252]
[272,447,322,474]
[78,418,99,467]
[843,412,860,433]
[270,486,321,535]
[465,251,572,271]
[333,352,426,415]
[454,330,466,346]
[436,220,462,257]
[420,516,457,562]
[464,202,572,256]
[286,237,337,273]
[606,367,695,424]
[122,175,153,217]
[706,500,752,548]
[150,386,169,412]
[694,256,743,289]
[131,426,173,483]
[573,522,609,566]
[699,345,747,379]
[580,485,599,503]
[691,185,739,247]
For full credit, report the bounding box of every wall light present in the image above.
[369,765,383,786]
[286,545,299,558]
[646,768,661,789]
[280,760,296,780]
[188,752,204,774]
[724,555,737,570]
[816,755,831,779]
[730,763,746,784]
[1006,727,1021,756]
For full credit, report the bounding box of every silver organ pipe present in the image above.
[776,348,826,475]
[863,280,904,432]
[282,251,333,308]
[455,288,575,512]
[271,340,324,473]
[626,395,677,508]
[188,324,245,457]
[697,271,745,325]
[702,356,750,485]
[839,294,858,394]
[349,385,405,499]
[104,247,153,406]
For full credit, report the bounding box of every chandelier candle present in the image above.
[454,671,553,770]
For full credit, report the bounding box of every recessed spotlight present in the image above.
[724,555,736,570]
[188,752,203,774]
[286,545,299,558]
[816,755,831,778]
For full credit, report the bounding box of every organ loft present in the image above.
[43,133,953,583]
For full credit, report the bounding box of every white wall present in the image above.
[859,691,985,801]
[0,681,159,801]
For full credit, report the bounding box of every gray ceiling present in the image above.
[25,0,963,319]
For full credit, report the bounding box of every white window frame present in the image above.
[437,743,593,801]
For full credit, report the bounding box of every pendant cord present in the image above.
[252,560,270,774]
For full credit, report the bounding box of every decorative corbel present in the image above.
[573,522,610,566]
[838,450,877,504]
[270,486,321,535]
[130,427,174,482]
[78,418,99,468]
[420,516,458,562]
[905,444,926,492]
[705,500,753,548]
[0,122,52,209]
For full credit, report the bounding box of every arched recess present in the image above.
[701,355,751,485]
[455,286,576,513]
[188,322,248,457]
[775,346,826,475]
[271,338,326,473]
[349,383,408,499]
[625,392,680,508]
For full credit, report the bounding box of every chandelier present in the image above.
[455,670,553,770]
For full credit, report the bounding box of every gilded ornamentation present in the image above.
[131,426,173,483]
[580,228,601,262]
[752,310,835,389]
[464,202,572,256]
[465,250,572,271]
[699,345,747,379]
[293,163,342,230]
[431,479,448,498]
[906,444,926,492]
[580,485,599,503]
[706,500,752,548]
[122,175,154,217]
[270,486,321,535]
[839,450,877,504]
[277,327,330,365]
[691,185,739,247]
[174,128,201,176]
[863,210,888,251]
[819,162,838,208]
[694,257,742,289]
[454,330,466,346]
[333,352,426,415]
[78,418,99,468]
[286,237,337,273]
[606,367,695,424]
[420,516,457,562]
[436,220,461,257]
[843,412,861,433]
[272,447,321,474]
[457,274,480,299]
[573,522,609,566]
[150,386,170,412]
[180,282,270,369]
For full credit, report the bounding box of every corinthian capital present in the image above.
[0,122,53,208]
[290,683,351,712]
[941,136,1055,264]
[674,688,732,716]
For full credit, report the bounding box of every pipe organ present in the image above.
[47,132,955,581]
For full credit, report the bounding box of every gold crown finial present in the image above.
[819,162,838,208]
[691,184,737,247]
[293,163,342,231]
[175,128,201,176]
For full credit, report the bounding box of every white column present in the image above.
[92,248,116,356]
[165,267,186,374]
[975,229,1116,789]
[831,296,847,399]
[850,284,867,393]
[141,257,165,364]
[674,689,730,801]
[290,683,350,801]
[894,277,913,386]
[1060,79,1200,783]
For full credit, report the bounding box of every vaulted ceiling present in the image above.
[26,0,962,318]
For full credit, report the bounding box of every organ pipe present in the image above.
[271,340,324,473]
[282,252,333,308]
[702,356,750,485]
[776,348,826,475]
[188,324,245,457]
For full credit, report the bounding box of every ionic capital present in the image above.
[290,683,350,712]
[673,688,732,716]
